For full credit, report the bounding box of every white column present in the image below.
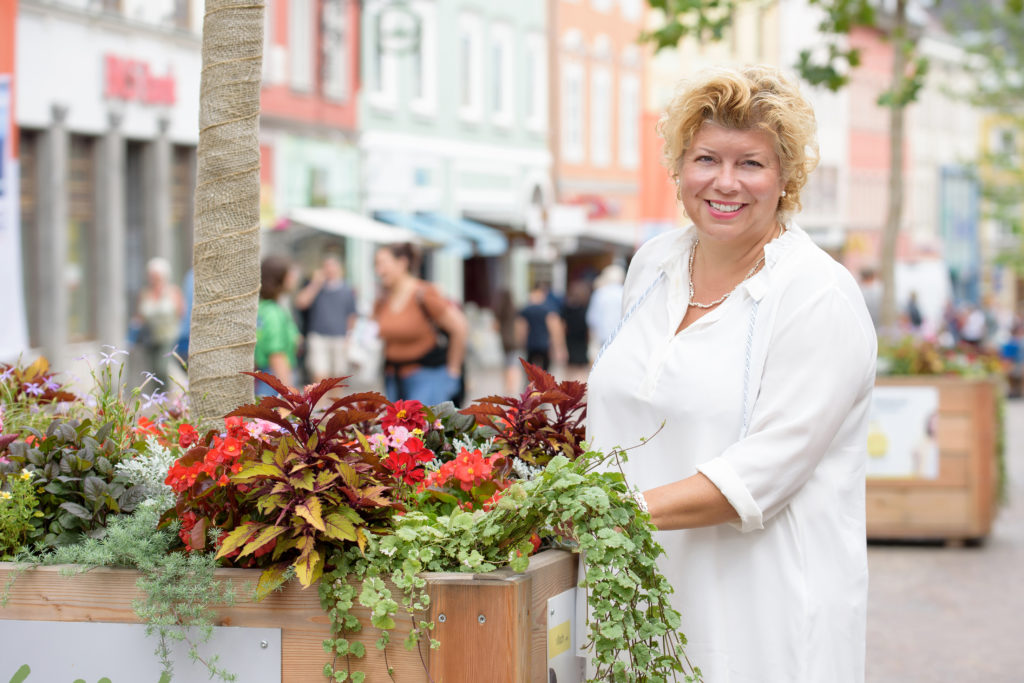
[94,111,126,347]
[38,103,69,363]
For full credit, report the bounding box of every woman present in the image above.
[586,66,876,681]
[373,243,468,406]
[254,255,300,396]
[134,257,185,386]
[561,279,592,381]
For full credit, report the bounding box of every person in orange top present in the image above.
[373,243,468,406]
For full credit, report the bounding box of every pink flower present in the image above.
[387,425,411,449]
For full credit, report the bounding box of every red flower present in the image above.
[224,416,249,441]
[178,423,199,449]
[452,448,492,492]
[402,437,435,465]
[383,400,427,432]
[383,450,427,486]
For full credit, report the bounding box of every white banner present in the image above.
[0,74,29,361]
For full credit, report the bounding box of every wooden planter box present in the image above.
[867,376,999,543]
[0,549,578,682]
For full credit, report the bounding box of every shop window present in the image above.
[321,0,349,102]
[618,72,639,169]
[561,60,585,163]
[490,23,514,126]
[289,0,315,93]
[409,0,437,116]
[458,13,483,122]
[590,66,611,167]
[524,33,547,132]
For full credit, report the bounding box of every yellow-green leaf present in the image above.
[337,462,359,490]
[215,522,262,560]
[356,527,367,554]
[290,469,315,491]
[322,513,356,542]
[293,546,323,588]
[354,429,372,453]
[272,533,299,561]
[254,564,290,602]
[256,493,287,515]
[240,525,288,557]
[315,469,338,489]
[295,496,326,532]
[232,463,283,483]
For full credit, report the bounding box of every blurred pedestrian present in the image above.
[586,264,625,355]
[133,257,184,387]
[254,255,300,396]
[561,279,591,380]
[906,291,923,332]
[492,288,522,395]
[176,267,194,360]
[516,283,566,373]
[294,254,358,384]
[373,243,467,406]
[858,267,882,328]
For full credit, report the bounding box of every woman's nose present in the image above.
[712,165,739,192]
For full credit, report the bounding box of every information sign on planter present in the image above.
[0,620,281,682]
[866,385,940,479]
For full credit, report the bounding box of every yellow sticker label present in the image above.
[548,620,571,659]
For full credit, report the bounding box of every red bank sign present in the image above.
[103,55,176,106]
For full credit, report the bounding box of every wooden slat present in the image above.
[0,549,579,682]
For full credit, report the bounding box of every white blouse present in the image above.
[587,223,877,683]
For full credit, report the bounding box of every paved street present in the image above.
[866,397,1024,682]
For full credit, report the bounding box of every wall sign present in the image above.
[103,55,176,106]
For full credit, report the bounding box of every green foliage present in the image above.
[38,505,237,682]
[319,449,701,683]
[640,0,741,52]
[0,470,40,559]
[1,419,144,547]
[0,357,78,436]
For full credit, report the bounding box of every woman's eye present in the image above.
[695,155,715,163]
[742,159,764,168]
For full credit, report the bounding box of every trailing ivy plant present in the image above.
[318,448,702,683]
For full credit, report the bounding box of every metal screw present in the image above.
[260,640,268,649]
[550,608,555,617]
[438,613,447,623]
[478,614,487,625]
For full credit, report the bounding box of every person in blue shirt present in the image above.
[516,283,566,373]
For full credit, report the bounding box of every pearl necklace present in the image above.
[687,225,782,310]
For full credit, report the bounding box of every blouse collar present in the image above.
[658,221,805,304]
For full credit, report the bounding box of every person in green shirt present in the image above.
[255,255,300,396]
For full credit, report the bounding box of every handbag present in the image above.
[415,284,449,368]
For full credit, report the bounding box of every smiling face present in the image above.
[677,122,786,247]
[374,248,408,289]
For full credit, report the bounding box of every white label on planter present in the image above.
[0,620,281,682]
[547,588,584,683]
[867,386,940,479]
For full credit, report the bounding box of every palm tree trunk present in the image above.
[880,0,907,332]
[188,0,264,428]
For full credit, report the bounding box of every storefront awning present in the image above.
[375,211,474,259]
[285,208,424,244]
[418,212,508,257]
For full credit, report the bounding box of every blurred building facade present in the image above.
[356,0,548,309]
[13,0,201,366]
[546,0,647,288]
[7,0,1020,367]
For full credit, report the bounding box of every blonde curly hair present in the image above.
[658,65,819,217]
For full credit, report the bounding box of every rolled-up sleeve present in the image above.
[696,284,876,532]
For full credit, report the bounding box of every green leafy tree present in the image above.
[643,0,929,329]
[952,0,1024,276]
[188,0,265,428]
